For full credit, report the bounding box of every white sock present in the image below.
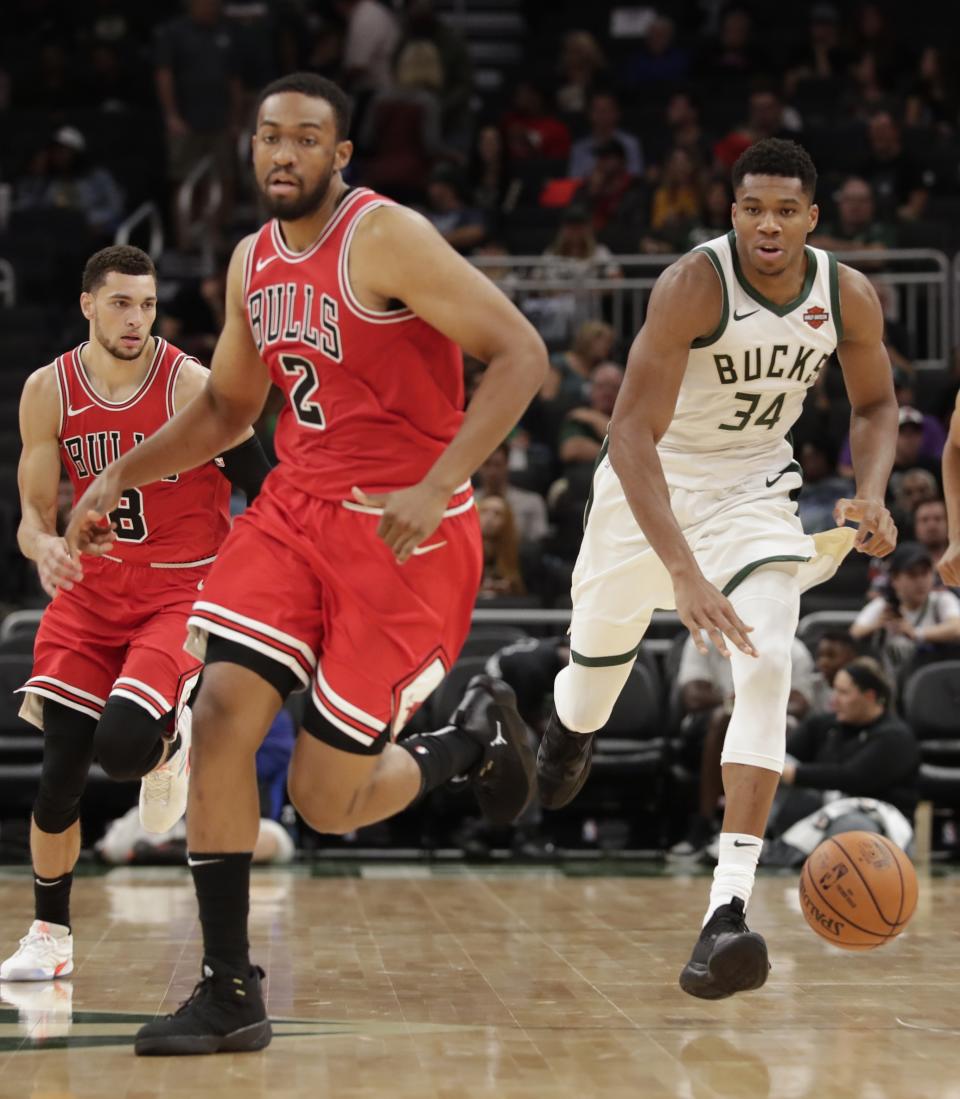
[703,832,763,926]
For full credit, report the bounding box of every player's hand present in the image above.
[351,481,450,565]
[673,569,757,659]
[35,535,84,598]
[65,472,121,558]
[938,542,960,587]
[834,497,897,557]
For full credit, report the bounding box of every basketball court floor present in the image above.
[0,863,956,1099]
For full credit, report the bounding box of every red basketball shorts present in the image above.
[18,555,206,731]
[186,477,483,754]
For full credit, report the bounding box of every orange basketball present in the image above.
[798,831,918,951]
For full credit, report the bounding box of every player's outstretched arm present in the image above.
[833,266,899,558]
[347,205,549,562]
[17,366,85,596]
[65,237,272,556]
[938,394,960,585]
[608,253,755,657]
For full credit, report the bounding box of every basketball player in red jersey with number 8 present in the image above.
[2,246,270,986]
[67,74,548,1054]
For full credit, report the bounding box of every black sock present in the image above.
[190,852,252,973]
[401,726,483,798]
[34,871,73,930]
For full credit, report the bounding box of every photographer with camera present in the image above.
[851,542,960,685]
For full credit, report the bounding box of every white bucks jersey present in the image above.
[657,230,842,490]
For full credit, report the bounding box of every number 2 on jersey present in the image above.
[718,392,785,432]
[280,353,326,429]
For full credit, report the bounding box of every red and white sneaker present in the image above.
[140,706,192,834]
[0,921,73,982]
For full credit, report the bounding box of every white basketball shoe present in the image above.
[0,921,73,982]
[139,705,192,834]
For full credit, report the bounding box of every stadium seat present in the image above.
[901,662,960,758]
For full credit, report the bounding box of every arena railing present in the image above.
[472,249,952,371]
[114,201,165,261]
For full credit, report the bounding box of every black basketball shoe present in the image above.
[452,675,536,827]
[678,898,770,1000]
[134,962,272,1056]
[536,710,595,809]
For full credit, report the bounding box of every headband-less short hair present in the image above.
[843,657,892,707]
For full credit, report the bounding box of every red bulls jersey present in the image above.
[53,338,231,566]
[243,187,466,500]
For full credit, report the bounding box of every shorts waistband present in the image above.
[340,480,475,519]
[100,553,217,570]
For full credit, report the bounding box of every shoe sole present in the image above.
[0,962,74,982]
[679,933,769,1001]
[134,1018,272,1056]
[537,737,593,810]
[467,677,536,827]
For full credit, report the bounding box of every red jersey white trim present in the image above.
[337,202,416,324]
[71,339,165,411]
[268,187,371,264]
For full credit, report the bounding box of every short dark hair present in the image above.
[256,72,353,139]
[81,245,156,294]
[843,657,892,708]
[817,629,857,650]
[732,138,817,199]
[914,496,946,514]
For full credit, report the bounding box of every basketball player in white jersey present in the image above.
[537,139,899,999]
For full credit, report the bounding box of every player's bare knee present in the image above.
[288,775,356,835]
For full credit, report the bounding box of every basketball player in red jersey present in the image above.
[66,74,548,1054]
[1,246,269,984]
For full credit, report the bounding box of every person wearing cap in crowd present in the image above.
[851,540,960,681]
[15,125,124,236]
[763,657,919,867]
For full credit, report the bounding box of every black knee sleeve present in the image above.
[34,700,97,834]
[94,697,170,781]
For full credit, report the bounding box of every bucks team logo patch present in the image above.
[803,305,829,329]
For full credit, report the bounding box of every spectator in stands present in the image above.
[851,542,960,682]
[713,84,801,170]
[683,175,734,250]
[912,498,950,579]
[784,3,849,98]
[542,204,619,270]
[797,435,854,534]
[15,127,125,237]
[477,495,526,598]
[647,91,711,181]
[887,466,939,541]
[856,110,929,222]
[336,0,400,95]
[154,0,243,191]
[558,361,623,475]
[568,90,643,179]
[360,40,448,202]
[622,15,690,90]
[642,146,704,253]
[474,442,549,546]
[422,165,487,253]
[694,6,762,95]
[669,633,815,858]
[78,42,151,112]
[158,262,227,363]
[500,80,571,162]
[468,125,514,214]
[811,176,898,251]
[904,46,958,136]
[400,0,474,147]
[808,629,859,714]
[840,380,945,478]
[577,138,645,237]
[556,31,607,116]
[850,2,906,89]
[764,658,920,866]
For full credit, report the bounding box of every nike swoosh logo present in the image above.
[187,857,224,867]
[66,404,95,415]
[765,465,797,488]
[733,840,759,847]
[411,541,447,556]
[733,309,759,321]
[256,255,279,272]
